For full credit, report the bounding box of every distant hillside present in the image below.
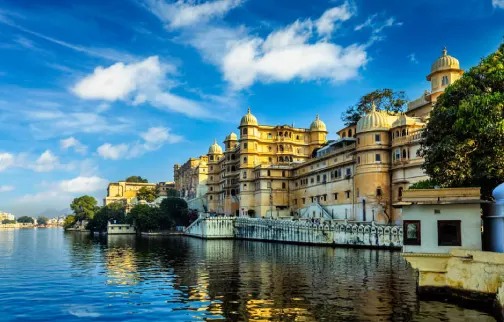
[35,208,71,219]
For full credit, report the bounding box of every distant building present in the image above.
[0,212,15,221]
[157,181,176,196]
[104,181,157,212]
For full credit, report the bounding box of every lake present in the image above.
[0,228,496,321]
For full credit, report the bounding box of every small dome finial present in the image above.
[316,114,319,120]
[442,46,447,56]
[213,138,217,144]
[247,107,251,114]
[371,101,376,112]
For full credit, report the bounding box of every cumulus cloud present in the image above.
[60,137,88,155]
[57,176,109,193]
[97,126,182,160]
[145,0,243,28]
[315,2,353,37]
[493,0,504,9]
[72,56,211,118]
[30,150,63,172]
[0,153,14,172]
[0,185,14,192]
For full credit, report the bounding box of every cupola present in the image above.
[240,108,258,126]
[427,47,462,80]
[224,132,238,141]
[356,102,394,133]
[310,114,327,132]
[208,139,223,154]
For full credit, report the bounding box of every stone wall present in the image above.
[185,217,403,249]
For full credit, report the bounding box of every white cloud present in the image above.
[0,185,14,192]
[315,2,353,37]
[60,137,88,155]
[72,56,211,118]
[97,126,182,160]
[97,143,129,160]
[0,153,14,172]
[31,150,61,172]
[354,14,377,31]
[373,17,402,34]
[146,0,243,28]
[408,53,418,64]
[354,15,401,34]
[57,176,109,194]
[493,0,504,9]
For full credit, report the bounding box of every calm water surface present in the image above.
[0,228,496,321]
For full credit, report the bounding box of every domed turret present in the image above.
[427,47,461,80]
[224,132,238,141]
[208,139,223,154]
[356,102,394,133]
[240,108,258,126]
[391,114,417,128]
[310,114,327,132]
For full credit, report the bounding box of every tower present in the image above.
[309,114,328,155]
[426,47,463,101]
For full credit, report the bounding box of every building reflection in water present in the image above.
[105,235,139,286]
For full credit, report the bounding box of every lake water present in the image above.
[0,228,496,321]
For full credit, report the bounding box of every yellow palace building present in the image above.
[174,48,464,224]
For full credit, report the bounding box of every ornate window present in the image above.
[442,75,449,86]
[375,134,381,142]
[404,221,421,245]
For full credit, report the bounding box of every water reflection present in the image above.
[0,229,497,321]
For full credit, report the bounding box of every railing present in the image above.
[392,130,423,146]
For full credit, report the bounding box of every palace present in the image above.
[174,48,464,224]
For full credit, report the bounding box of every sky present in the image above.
[0,0,503,217]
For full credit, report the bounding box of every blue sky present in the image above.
[0,0,503,217]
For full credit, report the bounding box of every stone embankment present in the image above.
[185,217,403,249]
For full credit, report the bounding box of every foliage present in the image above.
[419,42,504,199]
[17,216,34,224]
[70,196,98,221]
[127,204,161,232]
[408,180,440,190]
[247,209,256,217]
[64,215,76,229]
[37,216,49,226]
[137,186,158,202]
[126,176,148,183]
[166,188,178,197]
[86,202,126,232]
[2,219,16,224]
[341,88,408,126]
[159,198,189,227]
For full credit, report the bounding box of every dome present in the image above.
[310,114,327,132]
[224,132,238,141]
[240,108,258,126]
[428,47,460,78]
[494,183,504,203]
[356,103,394,133]
[392,114,418,128]
[208,139,223,154]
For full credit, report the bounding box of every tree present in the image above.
[127,204,161,232]
[341,89,408,126]
[408,179,440,190]
[137,186,158,202]
[64,215,75,229]
[419,42,504,199]
[159,198,189,228]
[17,216,34,224]
[2,219,16,224]
[37,216,49,226]
[126,176,148,183]
[375,194,392,225]
[166,188,178,197]
[86,202,126,232]
[70,196,98,221]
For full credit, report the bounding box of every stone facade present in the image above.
[175,48,464,224]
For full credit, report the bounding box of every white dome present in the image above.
[208,139,223,154]
[240,108,258,126]
[427,47,461,80]
[356,103,395,133]
[224,132,238,141]
[310,115,327,132]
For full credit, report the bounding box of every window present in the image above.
[293,199,297,205]
[375,154,381,162]
[296,135,299,140]
[210,176,213,181]
[279,145,284,152]
[310,178,314,184]
[438,220,461,246]
[357,138,360,145]
[402,149,407,159]
[243,128,248,135]
[210,195,213,200]
[395,150,401,160]
[243,157,247,164]
[269,157,273,163]
[210,166,213,171]
[402,129,407,136]
[346,168,351,176]
[268,133,272,139]
[376,188,382,196]
[244,143,248,149]
[243,171,247,179]
[357,156,361,164]
[338,169,342,177]
[333,193,338,200]
[268,146,272,152]
[302,198,306,204]
[357,188,359,197]
[396,130,400,138]
[267,170,271,176]
[282,170,286,177]
[322,174,326,182]
[210,187,213,191]
[375,134,381,142]
[398,187,403,200]
[210,156,214,161]
[282,182,286,189]
[345,191,351,199]
[442,75,449,86]
[267,182,271,188]
[316,175,320,182]
[403,221,421,245]
[348,129,353,137]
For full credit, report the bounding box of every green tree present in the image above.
[64,215,76,229]
[166,188,178,197]
[341,88,408,126]
[2,219,16,224]
[127,204,161,232]
[126,176,148,183]
[408,179,440,190]
[159,198,188,228]
[70,196,98,221]
[17,216,34,224]
[419,42,504,199]
[137,186,157,202]
[37,216,49,226]
[86,202,126,232]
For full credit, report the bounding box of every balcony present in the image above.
[392,130,423,147]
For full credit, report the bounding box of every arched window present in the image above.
[442,75,449,86]
[278,132,283,137]
[231,166,235,171]
[284,131,288,137]
[342,132,346,138]
[376,187,383,196]
[243,143,248,149]
[268,157,272,162]
[396,131,400,138]
[296,135,299,140]
[279,156,284,162]
[210,155,214,161]
[279,145,284,152]
[402,149,407,159]
[289,156,293,162]
[282,182,286,189]
[243,157,247,164]
[210,187,213,191]
[210,195,213,200]
[402,129,407,136]
[348,129,353,137]
[282,170,286,177]
[231,189,236,196]
[231,154,235,160]
[398,187,403,200]
[267,170,271,176]
[317,175,320,182]
[243,128,247,135]
[268,133,272,139]
[297,148,300,154]
[357,156,361,164]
